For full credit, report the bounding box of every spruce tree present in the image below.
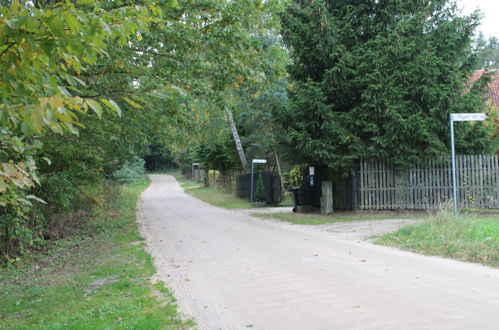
[254,172,266,203]
[277,0,497,170]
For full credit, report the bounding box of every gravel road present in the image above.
[138,175,499,330]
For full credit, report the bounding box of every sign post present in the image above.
[449,113,487,215]
[251,159,267,203]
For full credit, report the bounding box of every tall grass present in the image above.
[376,205,499,267]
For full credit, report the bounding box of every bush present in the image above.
[0,189,43,264]
[254,172,266,202]
[282,166,302,190]
[112,157,147,184]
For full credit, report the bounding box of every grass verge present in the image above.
[184,186,253,209]
[376,209,499,267]
[253,210,428,225]
[0,182,193,329]
[172,172,292,209]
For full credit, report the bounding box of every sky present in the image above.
[458,0,499,38]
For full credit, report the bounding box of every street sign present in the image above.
[252,159,267,164]
[309,167,315,176]
[450,113,487,121]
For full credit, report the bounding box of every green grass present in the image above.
[254,210,428,225]
[174,173,292,210]
[0,182,193,329]
[279,194,294,207]
[376,209,499,267]
[180,182,202,189]
[184,186,253,209]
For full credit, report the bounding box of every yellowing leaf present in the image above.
[86,99,102,118]
[122,97,142,109]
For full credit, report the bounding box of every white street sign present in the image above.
[309,167,315,176]
[252,159,267,164]
[450,113,487,121]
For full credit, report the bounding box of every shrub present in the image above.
[0,189,44,264]
[112,157,147,184]
[282,166,302,190]
[254,172,266,202]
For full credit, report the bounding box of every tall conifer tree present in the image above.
[277,0,496,170]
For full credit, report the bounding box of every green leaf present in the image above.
[64,123,79,135]
[26,195,47,204]
[86,99,102,118]
[57,86,72,97]
[13,15,30,28]
[26,34,36,51]
[109,100,122,116]
[74,77,86,87]
[63,13,81,31]
[101,99,122,116]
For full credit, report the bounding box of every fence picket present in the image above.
[355,155,498,210]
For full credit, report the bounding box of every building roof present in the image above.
[470,69,499,107]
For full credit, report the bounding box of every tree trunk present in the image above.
[224,105,247,169]
[274,150,285,200]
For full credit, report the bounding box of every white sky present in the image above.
[458,0,499,38]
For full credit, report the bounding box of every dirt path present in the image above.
[138,175,499,330]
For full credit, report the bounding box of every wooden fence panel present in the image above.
[357,155,499,210]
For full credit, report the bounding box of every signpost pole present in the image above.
[448,113,487,216]
[450,117,458,216]
[250,161,254,203]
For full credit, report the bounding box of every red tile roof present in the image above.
[470,69,499,107]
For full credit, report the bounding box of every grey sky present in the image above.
[458,0,499,38]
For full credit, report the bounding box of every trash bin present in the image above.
[289,186,300,213]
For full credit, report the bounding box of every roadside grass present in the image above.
[279,194,294,207]
[253,210,428,225]
[172,173,291,210]
[183,185,294,210]
[184,186,253,209]
[376,208,499,268]
[180,182,202,189]
[0,182,193,329]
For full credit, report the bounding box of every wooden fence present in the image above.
[357,155,499,209]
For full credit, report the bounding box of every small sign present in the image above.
[309,167,315,176]
[252,159,267,164]
[309,176,314,187]
[450,113,487,121]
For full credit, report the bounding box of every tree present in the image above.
[473,34,499,70]
[254,172,266,203]
[0,0,287,262]
[277,0,496,171]
[0,0,163,198]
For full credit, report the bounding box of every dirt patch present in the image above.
[85,275,119,294]
[319,219,422,240]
